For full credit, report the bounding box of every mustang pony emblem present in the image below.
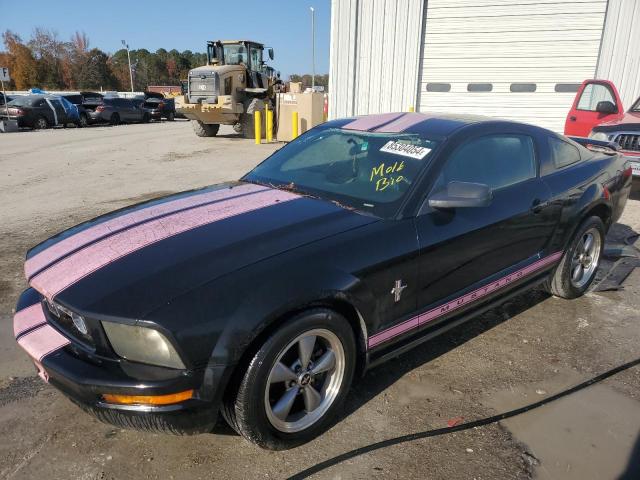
[391,280,407,302]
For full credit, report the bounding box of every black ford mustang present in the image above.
[14,113,632,449]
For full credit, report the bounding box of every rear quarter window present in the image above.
[549,137,581,169]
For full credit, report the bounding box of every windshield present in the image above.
[630,96,640,112]
[223,44,248,65]
[243,127,439,218]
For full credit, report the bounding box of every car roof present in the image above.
[326,112,498,138]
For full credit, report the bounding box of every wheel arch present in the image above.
[218,295,370,409]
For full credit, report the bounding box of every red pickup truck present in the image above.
[565,79,640,177]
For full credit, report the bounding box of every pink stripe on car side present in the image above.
[30,188,300,300]
[25,183,267,279]
[367,251,563,348]
[13,303,47,337]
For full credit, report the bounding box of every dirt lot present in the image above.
[1,121,639,480]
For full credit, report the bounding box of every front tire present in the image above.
[223,309,356,450]
[546,216,605,299]
[192,120,219,137]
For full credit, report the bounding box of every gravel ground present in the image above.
[0,121,639,480]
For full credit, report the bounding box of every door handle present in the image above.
[531,199,549,213]
[569,116,577,121]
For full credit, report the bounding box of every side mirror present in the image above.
[596,100,617,114]
[268,48,274,60]
[428,181,492,209]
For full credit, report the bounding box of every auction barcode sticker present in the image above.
[379,141,431,160]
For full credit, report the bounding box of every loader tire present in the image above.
[193,120,219,137]
[241,98,265,139]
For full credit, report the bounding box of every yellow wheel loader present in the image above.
[175,40,280,138]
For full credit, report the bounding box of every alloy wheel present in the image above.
[570,227,602,289]
[264,328,345,433]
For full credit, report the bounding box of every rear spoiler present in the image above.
[569,136,620,155]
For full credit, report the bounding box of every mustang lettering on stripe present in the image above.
[25,183,267,279]
[367,252,563,348]
[30,188,300,300]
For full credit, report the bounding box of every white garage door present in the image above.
[417,0,608,132]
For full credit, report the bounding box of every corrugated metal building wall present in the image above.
[328,0,424,118]
[329,0,640,132]
[596,0,640,108]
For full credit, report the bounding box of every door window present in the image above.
[576,83,616,111]
[437,134,536,190]
[249,45,262,71]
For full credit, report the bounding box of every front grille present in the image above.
[615,134,640,152]
[44,299,96,349]
[188,74,218,102]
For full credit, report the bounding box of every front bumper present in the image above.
[621,152,640,177]
[14,289,231,434]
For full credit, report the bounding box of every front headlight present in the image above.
[588,131,610,141]
[102,322,185,369]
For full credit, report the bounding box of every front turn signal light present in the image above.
[102,389,194,406]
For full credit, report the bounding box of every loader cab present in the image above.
[207,40,274,73]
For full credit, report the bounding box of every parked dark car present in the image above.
[14,113,632,450]
[62,92,104,127]
[1,94,79,129]
[140,91,176,121]
[88,97,150,125]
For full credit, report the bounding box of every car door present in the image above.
[564,80,623,136]
[414,129,559,320]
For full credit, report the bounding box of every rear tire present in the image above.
[222,309,356,450]
[78,113,88,128]
[34,116,49,130]
[110,113,120,126]
[192,120,219,137]
[546,216,605,299]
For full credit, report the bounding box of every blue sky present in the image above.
[1,0,331,78]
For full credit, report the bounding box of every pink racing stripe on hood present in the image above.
[342,113,405,132]
[25,183,267,280]
[30,188,300,300]
[17,323,70,362]
[13,303,47,338]
[372,112,430,133]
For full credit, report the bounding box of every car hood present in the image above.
[593,111,640,132]
[26,182,377,318]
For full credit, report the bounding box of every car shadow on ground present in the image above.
[619,431,640,480]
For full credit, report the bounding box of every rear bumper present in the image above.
[14,289,232,435]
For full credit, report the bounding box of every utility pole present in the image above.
[310,7,315,90]
[122,40,134,92]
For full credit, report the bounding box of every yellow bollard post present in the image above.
[254,110,261,144]
[292,111,299,140]
[266,106,273,143]
[408,106,415,112]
